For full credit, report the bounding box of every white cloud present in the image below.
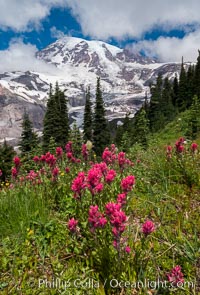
[1,0,200,64]
[0,0,66,31]
[50,26,66,39]
[129,29,200,62]
[64,0,200,62]
[0,39,58,73]
[1,0,200,38]
[66,0,200,40]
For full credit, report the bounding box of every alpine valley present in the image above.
[0,36,183,145]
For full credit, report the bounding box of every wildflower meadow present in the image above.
[0,138,199,294]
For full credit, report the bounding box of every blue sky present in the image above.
[0,8,83,51]
[0,6,188,51]
[0,0,200,73]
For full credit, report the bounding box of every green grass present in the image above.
[0,112,200,294]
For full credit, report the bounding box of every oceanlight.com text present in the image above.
[38,277,195,291]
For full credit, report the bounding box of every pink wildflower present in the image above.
[33,155,40,163]
[117,193,127,205]
[175,138,185,153]
[56,147,63,158]
[94,182,104,194]
[66,152,73,160]
[88,205,107,231]
[110,210,127,229]
[105,202,121,216]
[65,167,70,173]
[191,142,198,152]
[166,265,184,286]
[13,156,21,168]
[87,167,102,195]
[106,202,127,240]
[11,167,18,178]
[40,155,46,162]
[121,175,135,192]
[45,152,56,167]
[125,246,131,253]
[166,145,173,159]
[0,169,2,177]
[113,240,118,248]
[92,162,108,176]
[105,169,116,184]
[102,147,112,164]
[26,170,38,181]
[65,141,73,153]
[82,144,89,161]
[52,167,59,177]
[142,220,155,235]
[71,172,86,199]
[68,218,78,233]
[118,152,126,170]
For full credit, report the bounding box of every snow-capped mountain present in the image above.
[0,36,182,144]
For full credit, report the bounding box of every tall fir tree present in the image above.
[161,77,176,124]
[19,111,38,154]
[148,73,163,132]
[69,122,82,157]
[115,113,132,148]
[43,84,56,150]
[186,64,195,108]
[176,57,187,111]
[172,75,179,107]
[132,108,149,148]
[185,95,200,139]
[0,141,15,182]
[194,50,200,99]
[43,83,69,150]
[83,86,93,142]
[93,77,110,156]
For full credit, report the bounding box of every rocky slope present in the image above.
[0,37,182,144]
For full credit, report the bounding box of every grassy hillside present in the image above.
[0,116,200,295]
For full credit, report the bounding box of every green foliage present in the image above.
[176,58,188,111]
[93,77,110,156]
[48,136,57,154]
[19,112,38,154]
[83,86,93,142]
[69,122,83,157]
[185,95,200,139]
[43,83,69,150]
[0,131,199,294]
[132,108,149,148]
[194,50,200,99]
[0,141,15,182]
[148,73,163,132]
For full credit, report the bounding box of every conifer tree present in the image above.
[69,122,82,157]
[177,57,187,111]
[43,83,69,150]
[194,50,200,99]
[43,84,56,150]
[93,77,110,156]
[0,141,15,182]
[83,86,93,142]
[48,137,57,154]
[19,112,38,154]
[186,64,195,108]
[185,95,200,139]
[132,108,149,148]
[172,75,179,107]
[148,74,163,132]
[161,77,176,124]
[115,113,132,148]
